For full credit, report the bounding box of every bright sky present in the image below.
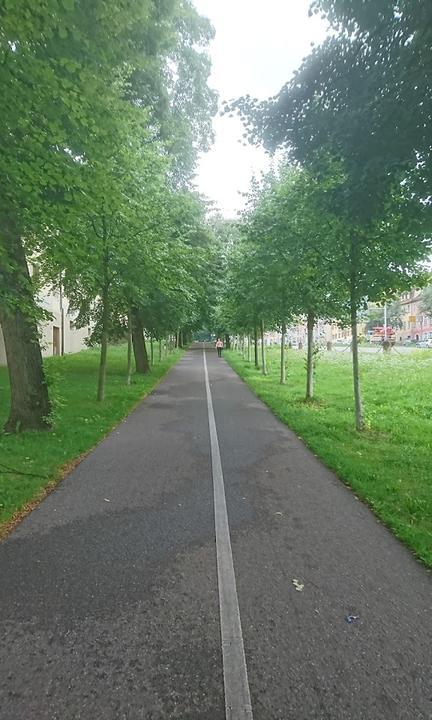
[193,0,327,217]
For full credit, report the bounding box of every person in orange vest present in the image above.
[215,338,224,358]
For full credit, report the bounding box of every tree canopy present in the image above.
[0,0,217,430]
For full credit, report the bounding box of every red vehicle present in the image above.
[369,326,396,343]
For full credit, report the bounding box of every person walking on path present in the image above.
[215,338,224,358]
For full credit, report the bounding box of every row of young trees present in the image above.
[0,1,218,433]
[220,0,431,430]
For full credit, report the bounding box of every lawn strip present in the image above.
[0,345,183,536]
[225,348,432,568]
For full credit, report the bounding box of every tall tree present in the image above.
[230,3,432,428]
[0,0,216,429]
[419,284,432,318]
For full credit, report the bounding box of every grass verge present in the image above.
[0,344,182,536]
[225,347,432,568]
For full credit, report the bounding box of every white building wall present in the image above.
[0,288,90,366]
[0,330,6,365]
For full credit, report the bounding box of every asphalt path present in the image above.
[0,348,430,719]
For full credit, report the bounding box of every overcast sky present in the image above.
[192,0,327,217]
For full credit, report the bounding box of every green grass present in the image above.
[0,345,182,532]
[225,347,432,568]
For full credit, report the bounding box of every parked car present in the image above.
[416,339,432,349]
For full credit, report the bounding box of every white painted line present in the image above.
[203,350,253,720]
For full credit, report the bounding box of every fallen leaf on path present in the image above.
[274,511,284,517]
[292,579,304,592]
[104,498,110,502]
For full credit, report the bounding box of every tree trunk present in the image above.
[126,311,133,386]
[306,310,315,400]
[280,321,286,385]
[96,285,110,401]
[260,319,267,376]
[59,274,65,356]
[0,227,51,432]
[247,335,251,362]
[351,303,364,431]
[158,339,162,362]
[150,337,154,367]
[350,237,364,431]
[224,334,231,350]
[254,325,259,369]
[131,309,150,374]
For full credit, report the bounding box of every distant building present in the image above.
[397,289,432,343]
[0,285,91,366]
[251,286,432,349]
[266,319,362,347]
[321,323,355,345]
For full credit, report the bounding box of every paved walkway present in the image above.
[0,349,431,719]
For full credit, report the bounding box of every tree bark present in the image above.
[350,237,365,431]
[254,325,259,369]
[260,319,267,376]
[306,310,315,400]
[96,284,109,401]
[59,273,65,356]
[280,321,286,385]
[150,337,154,367]
[126,311,133,386]
[224,334,231,350]
[158,339,162,362]
[0,226,51,432]
[131,309,150,374]
[247,335,251,362]
[351,302,364,430]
